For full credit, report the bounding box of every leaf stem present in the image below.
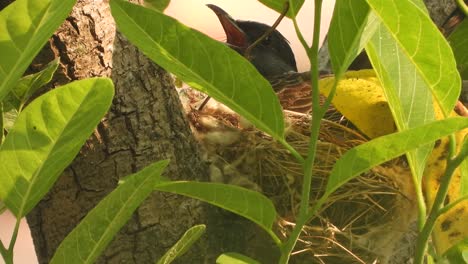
[0,238,8,263]
[414,136,467,264]
[456,0,468,16]
[279,0,323,262]
[279,138,305,164]
[415,180,427,230]
[438,194,468,216]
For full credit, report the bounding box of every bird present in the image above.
[207,4,315,114]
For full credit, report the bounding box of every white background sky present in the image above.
[0,1,335,263]
[166,0,336,71]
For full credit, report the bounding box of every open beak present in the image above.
[206,4,248,49]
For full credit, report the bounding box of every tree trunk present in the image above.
[25,1,277,263]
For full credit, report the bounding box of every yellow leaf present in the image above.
[318,69,467,255]
[423,105,468,254]
[319,70,396,139]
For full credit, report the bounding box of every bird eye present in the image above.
[263,36,271,45]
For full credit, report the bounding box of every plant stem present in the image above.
[1,215,23,264]
[456,0,468,16]
[279,138,305,164]
[415,180,427,230]
[0,238,8,263]
[279,0,323,262]
[438,194,468,216]
[414,136,467,264]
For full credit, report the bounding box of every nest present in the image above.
[179,88,418,264]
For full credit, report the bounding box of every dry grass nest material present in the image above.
[180,88,418,264]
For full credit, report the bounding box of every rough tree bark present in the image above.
[24,1,277,263]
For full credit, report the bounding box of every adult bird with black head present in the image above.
[207,4,314,113]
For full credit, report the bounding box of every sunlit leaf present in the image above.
[157,224,206,264]
[319,70,395,138]
[0,78,114,217]
[328,0,379,77]
[110,0,284,140]
[0,0,76,102]
[216,252,260,264]
[325,117,468,196]
[154,181,277,239]
[5,58,59,111]
[50,160,169,264]
[366,23,435,183]
[3,58,59,131]
[257,0,304,18]
[365,0,461,117]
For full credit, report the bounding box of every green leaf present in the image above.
[460,135,468,196]
[441,238,468,264]
[0,78,114,217]
[144,0,170,11]
[460,158,468,196]
[154,182,278,240]
[50,160,169,264]
[3,58,60,132]
[325,117,468,195]
[157,224,206,264]
[257,0,304,18]
[110,0,284,140]
[448,18,468,79]
[0,201,6,215]
[366,23,435,183]
[216,252,260,264]
[328,0,379,77]
[0,0,76,102]
[0,103,4,143]
[2,105,17,133]
[5,58,60,111]
[365,0,461,117]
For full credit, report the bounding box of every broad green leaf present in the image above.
[154,182,277,239]
[456,130,468,196]
[157,224,206,264]
[144,0,170,11]
[441,238,468,264]
[448,19,468,79]
[0,0,76,102]
[366,23,435,182]
[0,103,4,143]
[50,160,169,264]
[325,117,468,195]
[3,58,60,131]
[2,105,17,133]
[461,158,468,196]
[257,0,304,18]
[216,252,260,264]
[328,0,379,77]
[110,0,284,140]
[365,0,461,117]
[5,58,60,111]
[0,78,114,217]
[0,201,6,214]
